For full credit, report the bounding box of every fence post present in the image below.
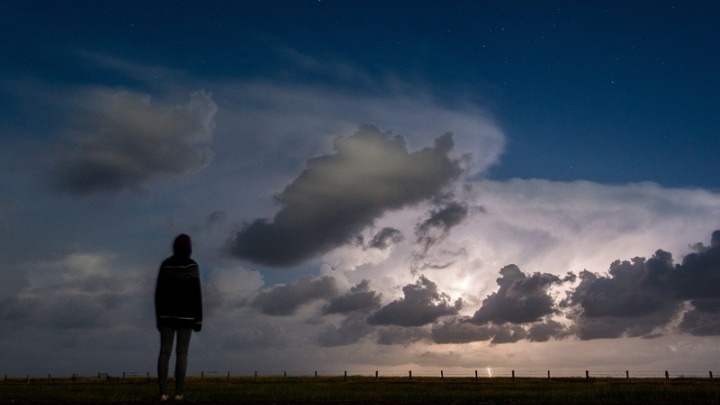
[710,371,713,379]
[254,371,257,381]
[409,370,412,380]
[375,370,378,380]
[547,370,550,379]
[585,370,589,380]
[441,370,444,380]
[284,371,287,378]
[48,374,51,380]
[626,370,629,379]
[227,371,230,383]
[123,372,126,380]
[665,370,669,381]
[344,371,347,381]
[474,370,478,381]
[512,370,515,380]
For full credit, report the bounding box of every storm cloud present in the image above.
[228,125,463,267]
[565,230,720,339]
[323,280,382,315]
[55,89,216,195]
[367,276,461,327]
[471,264,570,325]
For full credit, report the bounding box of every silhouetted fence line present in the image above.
[3,369,717,383]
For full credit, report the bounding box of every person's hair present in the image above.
[173,234,192,257]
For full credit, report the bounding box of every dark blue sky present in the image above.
[3,1,719,188]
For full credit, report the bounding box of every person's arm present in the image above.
[193,265,203,332]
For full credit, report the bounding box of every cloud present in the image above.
[228,125,463,267]
[55,89,216,195]
[471,264,569,325]
[252,276,337,316]
[323,280,381,314]
[375,326,430,346]
[0,252,149,331]
[317,312,375,347]
[564,230,720,338]
[416,201,468,252]
[431,317,494,344]
[368,227,405,250]
[367,276,461,327]
[430,318,530,345]
[527,320,570,342]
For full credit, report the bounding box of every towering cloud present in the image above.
[229,125,463,267]
[55,89,216,195]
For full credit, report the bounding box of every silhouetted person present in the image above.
[155,234,202,402]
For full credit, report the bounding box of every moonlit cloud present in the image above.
[228,125,463,267]
[55,89,216,195]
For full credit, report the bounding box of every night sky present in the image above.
[1,1,720,376]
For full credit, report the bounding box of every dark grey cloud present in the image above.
[411,201,469,273]
[369,227,404,250]
[430,317,531,345]
[431,317,493,344]
[228,125,463,267]
[416,201,468,252]
[252,276,337,316]
[471,264,569,325]
[375,326,430,346]
[317,312,374,347]
[55,90,216,195]
[323,280,381,314]
[564,230,720,338]
[527,320,570,342]
[367,276,461,327]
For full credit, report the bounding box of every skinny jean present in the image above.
[157,326,192,396]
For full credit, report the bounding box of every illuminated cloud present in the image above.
[229,125,463,267]
[55,89,216,195]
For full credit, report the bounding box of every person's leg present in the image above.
[157,327,176,397]
[174,328,192,397]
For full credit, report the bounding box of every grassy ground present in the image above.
[1,375,719,404]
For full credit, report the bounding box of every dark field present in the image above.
[2,375,719,404]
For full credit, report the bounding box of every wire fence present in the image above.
[3,369,717,383]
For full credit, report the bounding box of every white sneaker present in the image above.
[160,394,169,402]
[174,394,184,401]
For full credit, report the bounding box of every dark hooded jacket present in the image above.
[154,235,203,331]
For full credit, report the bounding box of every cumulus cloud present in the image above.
[565,230,720,339]
[55,89,216,195]
[471,264,570,325]
[252,276,337,316]
[229,125,463,267]
[367,276,461,327]
[323,280,381,314]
